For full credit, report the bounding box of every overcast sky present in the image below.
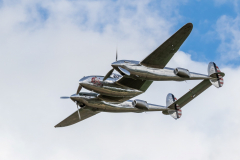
[0,0,240,160]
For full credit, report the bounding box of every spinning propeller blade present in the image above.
[76,103,81,120]
[103,68,114,81]
[76,84,82,94]
[103,49,118,81]
[60,96,70,99]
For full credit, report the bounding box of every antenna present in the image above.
[116,48,118,62]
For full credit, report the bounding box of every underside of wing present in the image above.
[140,23,193,69]
[55,109,99,127]
[116,76,153,92]
[168,79,212,110]
[97,94,133,103]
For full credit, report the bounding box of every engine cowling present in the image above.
[174,67,190,78]
[132,99,149,110]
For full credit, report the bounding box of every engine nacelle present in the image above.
[132,99,149,110]
[174,67,190,78]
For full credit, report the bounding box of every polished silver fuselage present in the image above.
[70,93,168,113]
[79,60,212,99]
[124,66,210,81]
[112,60,211,81]
[79,75,143,98]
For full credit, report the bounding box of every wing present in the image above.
[97,76,153,103]
[140,23,193,69]
[116,76,153,92]
[168,79,212,109]
[98,94,133,102]
[55,109,99,127]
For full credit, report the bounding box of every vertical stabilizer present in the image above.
[208,62,224,88]
[166,93,182,119]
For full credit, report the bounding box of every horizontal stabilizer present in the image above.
[168,79,212,110]
[55,109,99,127]
[209,72,225,78]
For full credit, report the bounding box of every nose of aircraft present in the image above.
[79,76,90,86]
[70,94,79,101]
[79,76,89,82]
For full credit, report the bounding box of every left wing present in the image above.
[116,76,153,92]
[168,79,212,109]
[140,23,193,69]
[55,109,99,127]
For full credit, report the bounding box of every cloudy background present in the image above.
[0,0,240,159]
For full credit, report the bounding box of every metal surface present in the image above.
[132,99,149,110]
[56,76,224,127]
[70,93,167,113]
[112,60,212,81]
[56,23,226,127]
[208,62,224,88]
[174,67,190,78]
[79,74,143,98]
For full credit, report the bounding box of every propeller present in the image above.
[103,50,118,81]
[60,96,70,99]
[103,68,114,81]
[76,84,82,94]
[61,83,83,121]
[76,102,81,120]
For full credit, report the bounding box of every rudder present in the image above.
[166,93,182,119]
[208,62,224,88]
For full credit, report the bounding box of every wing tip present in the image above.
[185,22,193,28]
[54,124,61,128]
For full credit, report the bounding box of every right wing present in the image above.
[140,23,193,69]
[55,109,99,127]
[168,79,212,109]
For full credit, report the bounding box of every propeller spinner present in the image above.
[60,83,83,120]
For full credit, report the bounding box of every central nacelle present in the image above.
[174,67,190,78]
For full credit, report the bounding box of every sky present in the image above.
[0,0,240,159]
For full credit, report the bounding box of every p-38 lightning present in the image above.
[55,23,225,127]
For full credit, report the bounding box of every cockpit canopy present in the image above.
[110,73,122,79]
